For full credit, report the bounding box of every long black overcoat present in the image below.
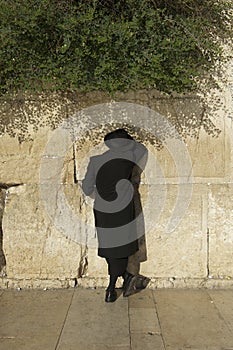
[82,138,147,259]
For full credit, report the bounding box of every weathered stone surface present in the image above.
[73,108,226,182]
[208,184,233,278]
[0,189,6,274]
[2,288,233,350]
[208,290,233,330]
[2,181,208,284]
[139,184,208,278]
[56,288,130,350]
[0,130,50,184]
[3,185,82,280]
[0,131,75,185]
[154,289,233,349]
[0,289,74,350]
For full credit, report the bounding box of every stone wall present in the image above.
[0,66,233,289]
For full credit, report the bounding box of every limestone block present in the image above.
[0,97,229,186]
[0,130,45,184]
[74,123,227,186]
[0,131,47,184]
[185,128,226,179]
[86,248,108,278]
[74,136,190,187]
[2,184,83,279]
[139,184,208,278]
[208,184,233,277]
[40,148,75,185]
[225,106,233,182]
[0,130,75,184]
[0,189,6,274]
[135,93,226,179]
[144,142,191,184]
[62,184,110,279]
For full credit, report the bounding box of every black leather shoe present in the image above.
[135,276,151,290]
[105,290,117,302]
[122,273,137,297]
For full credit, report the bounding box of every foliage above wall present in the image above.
[0,0,232,96]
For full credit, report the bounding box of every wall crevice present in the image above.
[0,183,23,277]
[0,188,6,276]
[207,228,210,277]
[77,247,88,278]
[0,183,23,191]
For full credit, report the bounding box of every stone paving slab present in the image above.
[207,290,233,332]
[131,333,165,350]
[128,289,155,309]
[56,288,130,350]
[154,289,233,350]
[1,288,233,350]
[0,289,74,350]
[128,290,165,349]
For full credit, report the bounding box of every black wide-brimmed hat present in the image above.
[104,128,133,142]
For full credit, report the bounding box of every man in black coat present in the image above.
[82,129,147,302]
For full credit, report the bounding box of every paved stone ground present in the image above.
[1,288,233,350]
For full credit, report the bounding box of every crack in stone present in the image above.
[0,183,23,277]
[207,227,210,277]
[77,246,88,278]
[77,192,88,278]
[0,183,22,189]
[0,188,6,276]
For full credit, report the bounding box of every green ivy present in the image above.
[0,0,232,95]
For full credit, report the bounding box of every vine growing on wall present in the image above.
[0,0,232,96]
